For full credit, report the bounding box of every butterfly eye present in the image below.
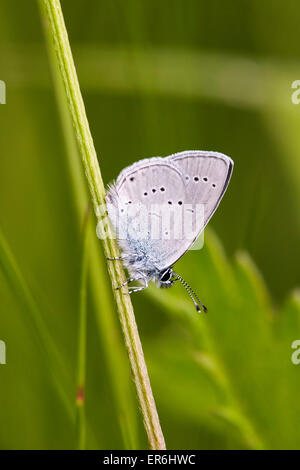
[129,177,134,182]
[203,177,208,182]
[194,176,199,182]
[178,200,183,205]
[212,183,216,188]
[152,188,156,193]
[160,187,165,192]
[144,192,148,196]
[160,270,172,282]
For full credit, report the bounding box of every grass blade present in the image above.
[39,0,165,449]
[39,5,139,449]
[75,207,90,450]
[0,227,74,420]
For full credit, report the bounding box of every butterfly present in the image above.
[106,150,233,312]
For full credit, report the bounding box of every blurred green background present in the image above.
[0,0,300,450]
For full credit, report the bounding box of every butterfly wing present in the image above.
[106,151,233,271]
[168,150,233,229]
[106,158,188,270]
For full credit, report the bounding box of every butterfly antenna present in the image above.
[172,272,207,313]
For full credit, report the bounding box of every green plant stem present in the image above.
[0,227,74,420]
[76,207,90,450]
[40,11,138,449]
[39,0,165,450]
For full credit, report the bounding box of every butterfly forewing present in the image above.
[168,151,233,228]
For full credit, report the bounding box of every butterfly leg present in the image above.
[116,274,148,293]
[107,254,135,261]
[116,277,136,289]
[106,253,140,261]
[127,277,148,294]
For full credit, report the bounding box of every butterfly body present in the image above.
[106,150,233,311]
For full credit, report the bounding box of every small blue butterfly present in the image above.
[106,151,233,312]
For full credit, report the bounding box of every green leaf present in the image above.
[146,228,300,449]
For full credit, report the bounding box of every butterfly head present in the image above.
[158,267,175,288]
[158,269,208,313]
